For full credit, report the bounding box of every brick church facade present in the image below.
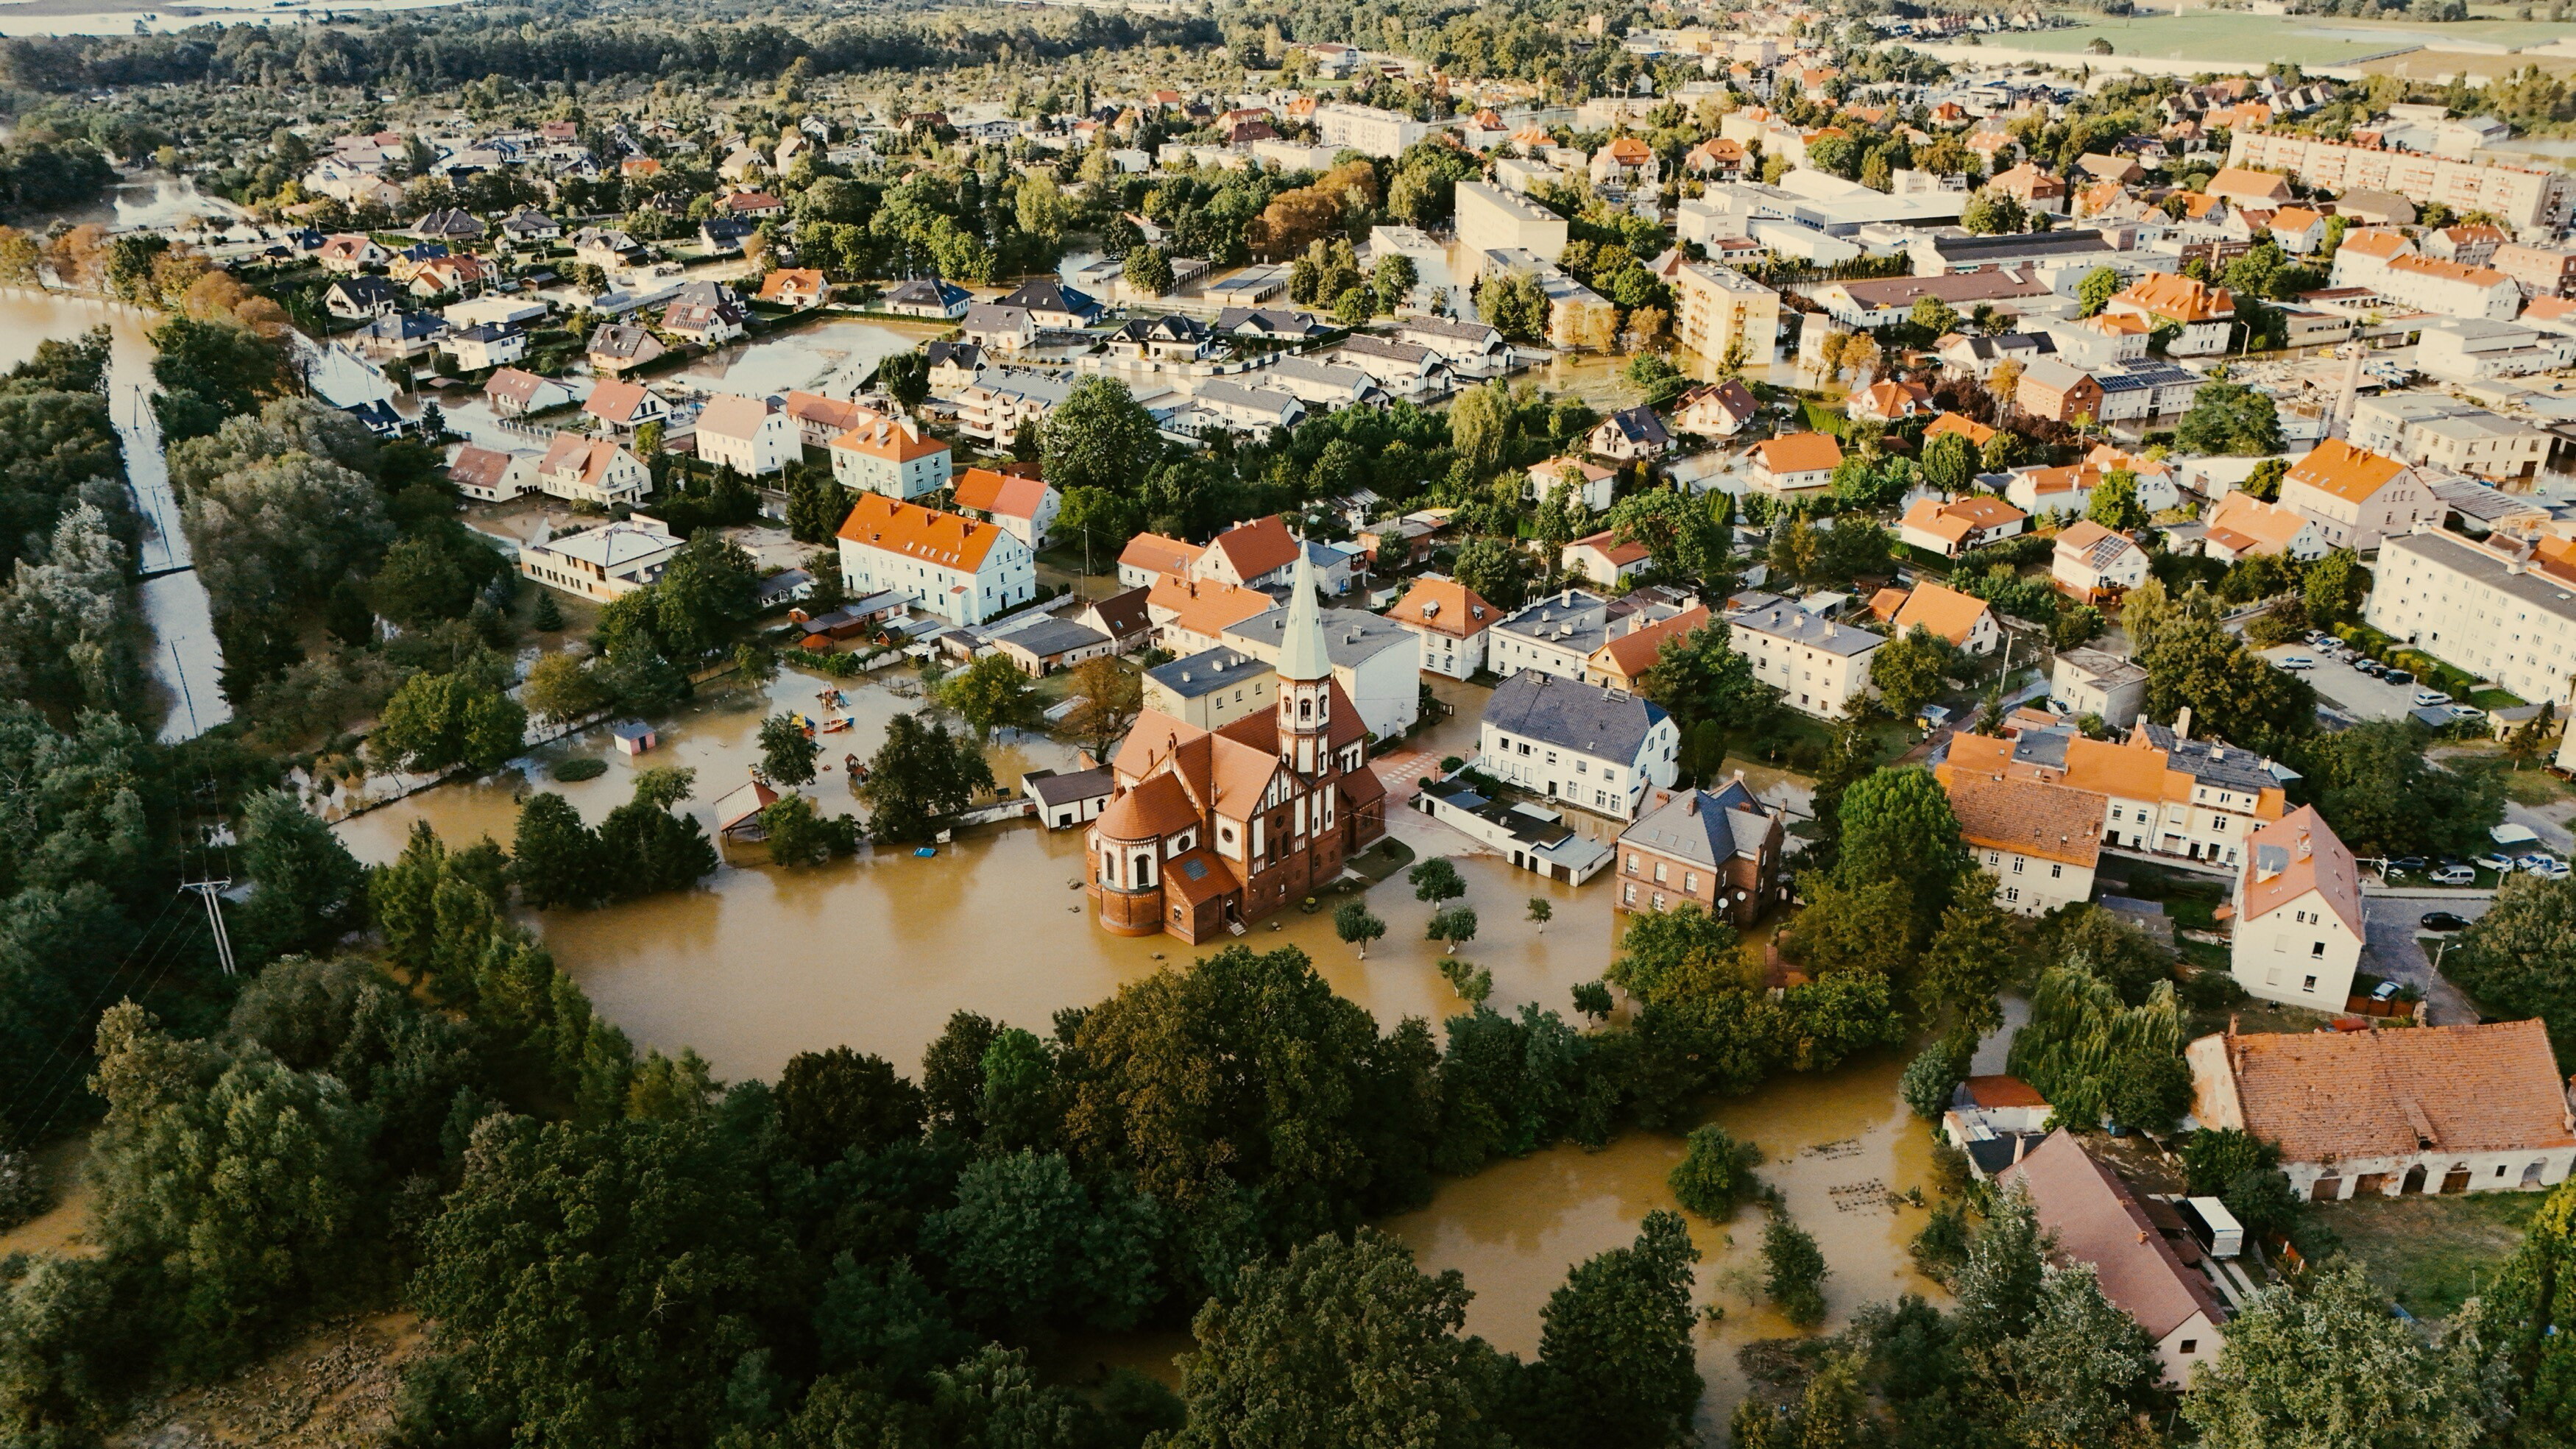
[1089,553,1388,942]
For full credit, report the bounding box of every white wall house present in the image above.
[1722,591,1880,720]
[1476,670,1680,821]
[2366,526,2576,708]
[693,394,800,478]
[2228,806,2365,1010]
[829,415,953,499]
[835,493,1035,627]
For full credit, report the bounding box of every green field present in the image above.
[2310,1191,2541,1319]
[1998,10,2576,67]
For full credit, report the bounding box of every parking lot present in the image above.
[2361,892,2492,1026]
[2257,640,2470,725]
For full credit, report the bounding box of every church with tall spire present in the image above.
[1086,550,1388,942]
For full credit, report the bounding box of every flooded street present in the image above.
[334,665,1613,1083]
[0,289,230,739]
[332,655,1940,1427]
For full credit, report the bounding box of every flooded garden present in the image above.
[333,660,1947,1427]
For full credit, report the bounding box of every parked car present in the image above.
[2449,704,2487,723]
[2385,856,2429,874]
[2413,688,2453,707]
[2420,910,2472,931]
[2518,853,2563,874]
[2385,669,2416,687]
[2536,860,2572,882]
[2356,659,2387,676]
[2280,654,2315,670]
[2371,979,2402,1002]
[2476,851,2518,873]
[2428,865,2476,887]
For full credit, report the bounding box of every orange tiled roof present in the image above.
[830,416,947,463]
[1206,514,1300,580]
[2199,1019,2576,1164]
[836,492,1006,572]
[1924,411,1998,447]
[1387,577,1498,640]
[2112,272,2234,324]
[2338,228,2413,261]
[1592,604,1711,681]
[1119,533,1198,578]
[2284,439,2407,506]
[2237,804,2360,936]
[1890,580,1992,645]
[952,466,1050,520]
[1147,575,1275,638]
[1947,776,2106,867]
[1756,431,1843,475]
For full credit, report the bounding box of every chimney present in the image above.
[1686,795,1699,815]
[2175,706,2193,740]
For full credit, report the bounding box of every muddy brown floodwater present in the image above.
[333,665,1941,1428]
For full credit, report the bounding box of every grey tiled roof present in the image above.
[1723,591,1883,657]
[1495,590,1613,654]
[1619,779,1777,865]
[1482,670,1669,761]
[1147,647,1270,700]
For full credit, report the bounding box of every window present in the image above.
[2303,974,2318,992]
[2313,940,2326,957]
[2005,888,2020,903]
[1654,862,1668,883]
[2050,862,2063,879]
[2179,1340,2198,1355]
[1685,871,1698,893]
[1624,882,1635,904]
[2011,857,2025,874]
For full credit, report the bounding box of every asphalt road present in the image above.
[2257,642,2454,724]
[2361,891,2491,1025]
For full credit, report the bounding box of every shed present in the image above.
[611,720,657,757]
[714,779,782,839]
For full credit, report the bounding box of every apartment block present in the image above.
[2224,131,2576,235]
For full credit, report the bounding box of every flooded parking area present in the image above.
[667,315,950,399]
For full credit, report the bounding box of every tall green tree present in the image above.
[857,712,994,842]
[2183,1263,2498,1449]
[1042,376,1161,496]
[1172,1230,1509,1449]
[1518,1211,1702,1449]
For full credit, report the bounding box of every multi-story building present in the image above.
[2050,520,2150,602]
[2347,394,2547,486]
[1477,670,1680,821]
[518,517,679,602]
[2366,527,2576,707]
[1141,647,1275,731]
[2050,648,2147,725]
[1585,605,1709,694]
[2104,272,2235,355]
[1454,180,1569,263]
[1880,580,2000,656]
[829,414,952,499]
[2203,491,2328,564]
[835,493,1036,626]
[1612,779,1789,927]
[950,467,1060,550]
[1490,590,1618,681]
[1669,261,1781,367]
[1222,603,1422,740]
[1722,591,1881,719]
[1899,495,2030,558]
[1314,103,1432,158]
[1945,775,2106,915]
[1087,555,1386,943]
[1385,576,1498,680]
[2491,242,2576,301]
[954,371,1072,447]
[2277,439,2438,552]
[2371,255,2524,322]
[2226,130,2576,235]
[693,394,799,478]
[2226,806,2363,1010]
[1939,718,2287,869]
[534,433,649,506]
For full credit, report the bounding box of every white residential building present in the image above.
[1490,590,1616,681]
[1314,103,1432,158]
[835,493,1036,626]
[1221,605,1423,739]
[534,433,649,506]
[2276,440,2438,553]
[2366,527,2576,707]
[955,371,1074,447]
[1384,576,1498,681]
[2226,805,2364,1010]
[520,517,678,602]
[693,394,799,478]
[1721,591,1881,720]
[1947,775,2107,916]
[1477,670,1680,821]
[829,415,954,499]
[1454,180,1569,264]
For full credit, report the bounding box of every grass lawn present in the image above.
[2186,996,2335,1041]
[1344,837,1418,888]
[2313,1191,2541,1319]
[2471,688,2528,712]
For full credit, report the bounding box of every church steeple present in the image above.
[1275,544,1332,778]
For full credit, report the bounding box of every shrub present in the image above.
[1761,1214,1830,1328]
[553,757,608,782]
[1669,1124,1764,1219]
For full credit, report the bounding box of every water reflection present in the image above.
[334,665,1604,1082]
[1383,1052,1941,1431]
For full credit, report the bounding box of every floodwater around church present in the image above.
[335,665,1944,1425]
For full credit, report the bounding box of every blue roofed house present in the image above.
[883,276,974,319]
[997,276,1103,327]
[1476,670,1681,821]
[1589,404,1674,463]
